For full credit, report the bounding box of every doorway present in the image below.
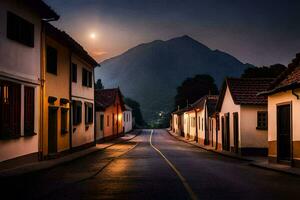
[233,112,239,153]
[277,104,291,162]
[48,107,58,155]
[222,113,230,151]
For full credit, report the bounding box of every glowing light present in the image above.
[118,113,122,121]
[90,32,96,39]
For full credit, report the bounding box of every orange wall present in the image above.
[103,95,123,138]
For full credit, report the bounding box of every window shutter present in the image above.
[72,63,77,82]
[24,87,34,136]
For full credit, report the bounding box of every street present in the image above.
[1,129,300,200]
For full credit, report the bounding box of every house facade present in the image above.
[216,78,273,155]
[95,88,125,141]
[0,0,58,162]
[71,48,97,150]
[123,105,133,133]
[171,107,189,137]
[260,54,300,167]
[193,95,218,146]
[41,23,98,157]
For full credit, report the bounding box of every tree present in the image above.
[175,74,219,109]
[241,64,286,78]
[124,97,146,127]
[95,79,104,90]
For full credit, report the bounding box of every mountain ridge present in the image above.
[95,35,254,124]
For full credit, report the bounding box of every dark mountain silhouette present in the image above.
[95,35,254,124]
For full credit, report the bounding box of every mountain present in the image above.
[95,35,254,125]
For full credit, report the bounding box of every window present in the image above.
[0,81,21,139]
[72,101,82,125]
[82,68,92,87]
[191,117,196,127]
[72,63,77,82]
[61,108,69,134]
[107,115,110,126]
[257,111,268,130]
[24,86,34,136]
[46,45,57,75]
[85,102,93,124]
[7,11,34,47]
[100,114,104,131]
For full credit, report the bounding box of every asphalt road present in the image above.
[1,129,300,200]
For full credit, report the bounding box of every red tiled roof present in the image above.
[217,78,273,111]
[95,88,125,111]
[45,23,99,67]
[260,53,300,95]
[191,95,218,116]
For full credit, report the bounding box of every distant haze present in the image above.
[45,0,300,66]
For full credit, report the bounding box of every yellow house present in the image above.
[259,53,300,167]
[41,23,71,158]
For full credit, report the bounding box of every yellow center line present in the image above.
[149,129,198,200]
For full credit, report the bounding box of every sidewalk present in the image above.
[167,129,300,177]
[0,131,139,177]
[167,130,252,161]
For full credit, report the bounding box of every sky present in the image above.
[45,0,300,66]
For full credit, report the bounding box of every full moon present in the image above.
[90,33,96,39]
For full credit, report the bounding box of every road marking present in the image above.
[149,130,198,200]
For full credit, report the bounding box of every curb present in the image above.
[249,162,300,177]
[166,130,252,162]
[0,130,140,177]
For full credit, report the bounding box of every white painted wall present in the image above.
[123,110,132,133]
[219,86,268,150]
[183,113,189,138]
[71,55,95,148]
[0,0,41,162]
[71,55,94,100]
[240,105,268,148]
[0,0,41,84]
[185,111,196,139]
[196,108,206,142]
[268,89,300,142]
[219,87,241,149]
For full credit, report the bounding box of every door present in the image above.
[48,107,58,154]
[222,113,230,151]
[221,116,225,150]
[233,112,239,153]
[277,105,291,161]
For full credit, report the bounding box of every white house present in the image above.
[216,78,273,155]
[0,0,58,162]
[123,105,133,133]
[192,95,218,147]
[70,39,99,150]
[259,53,300,167]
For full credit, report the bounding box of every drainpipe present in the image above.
[69,51,72,151]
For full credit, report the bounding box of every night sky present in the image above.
[45,0,300,66]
